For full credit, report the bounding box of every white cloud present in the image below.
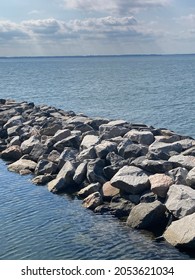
[62,0,171,14]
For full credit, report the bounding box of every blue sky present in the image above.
[0,0,195,56]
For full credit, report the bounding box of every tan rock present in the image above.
[149,174,173,198]
[102,182,119,200]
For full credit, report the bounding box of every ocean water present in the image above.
[0,55,194,260]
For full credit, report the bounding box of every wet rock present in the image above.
[186,167,195,189]
[127,200,167,231]
[8,158,37,173]
[32,174,54,185]
[163,213,195,249]
[1,145,22,161]
[102,182,120,201]
[77,182,101,198]
[149,174,173,198]
[110,165,150,195]
[125,129,154,145]
[167,167,188,185]
[82,192,103,210]
[165,184,195,219]
[168,155,195,170]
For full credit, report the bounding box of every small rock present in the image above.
[82,192,103,210]
[32,174,53,185]
[77,182,101,198]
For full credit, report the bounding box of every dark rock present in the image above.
[35,160,58,175]
[94,141,117,159]
[1,145,22,161]
[32,174,54,185]
[73,162,88,185]
[87,159,106,184]
[132,157,174,173]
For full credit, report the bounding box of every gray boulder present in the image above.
[52,129,71,143]
[73,162,87,185]
[35,160,58,175]
[169,155,195,170]
[125,129,154,145]
[186,167,195,189]
[80,135,99,150]
[149,141,182,155]
[87,159,106,184]
[94,141,117,159]
[167,167,188,185]
[132,157,174,173]
[165,184,195,219]
[77,146,96,162]
[163,213,195,249]
[126,200,167,231]
[99,124,128,139]
[21,136,40,154]
[48,177,65,193]
[110,165,150,194]
[32,174,53,185]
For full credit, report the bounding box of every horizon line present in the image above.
[0,53,195,59]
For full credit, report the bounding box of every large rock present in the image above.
[110,165,150,194]
[8,158,37,173]
[32,174,53,185]
[94,141,117,159]
[82,192,103,210]
[167,167,188,185]
[149,174,173,198]
[35,160,58,175]
[48,177,65,193]
[168,155,195,170]
[99,124,128,139]
[73,162,87,185]
[1,145,22,161]
[163,213,195,249]
[149,141,182,155]
[77,147,96,162]
[186,167,195,189]
[21,136,40,154]
[52,129,71,143]
[80,135,99,150]
[132,157,174,174]
[87,159,106,184]
[124,129,154,145]
[165,184,195,219]
[126,200,167,231]
[102,182,120,201]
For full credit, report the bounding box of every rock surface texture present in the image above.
[1,99,195,253]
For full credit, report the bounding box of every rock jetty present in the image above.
[1,99,195,252]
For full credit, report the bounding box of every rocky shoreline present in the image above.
[0,99,195,253]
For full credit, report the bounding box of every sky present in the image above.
[0,0,195,56]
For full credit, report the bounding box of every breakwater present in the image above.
[0,99,195,253]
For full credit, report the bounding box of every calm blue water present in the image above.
[0,55,194,260]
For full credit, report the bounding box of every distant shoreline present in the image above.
[0,53,195,59]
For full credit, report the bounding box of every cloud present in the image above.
[0,21,29,41]
[62,0,171,14]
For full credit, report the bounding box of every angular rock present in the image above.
[99,124,128,140]
[58,148,78,169]
[52,129,71,143]
[163,213,195,249]
[1,145,22,161]
[40,123,62,136]
[8,158,37,173]
[125,129,155,145]
[167,167,188,185]
[103,165,121,180]
[110,165,150,194]
[73,162,87,185]
[3,115,24,129]
[122,143,148,160]
[54,135,80,151]
[32,174,53,185]
[87,159,106,184]
[109,197,134,218]
[47,150,60,163]
[35,160,58,175]
[102,182,120,201]
[132,157,174,173]
[77,182,101,198]
[127,200,167,231]
[107,119,128,127]
[94,141,117,159]
[140,191,157,203]
[21,136,40,154]
[186,167,195,189]
[9,136,21,146]
[149,174,173,198]
[182,146,195,156]
[165,184,195,219]
[169,155,195,170]
[77,146,96,162]
[48,177,65,193]
[82,192,103,210]
[29,142,48,162]
[149,141,182,155]
[80,135,99,150]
